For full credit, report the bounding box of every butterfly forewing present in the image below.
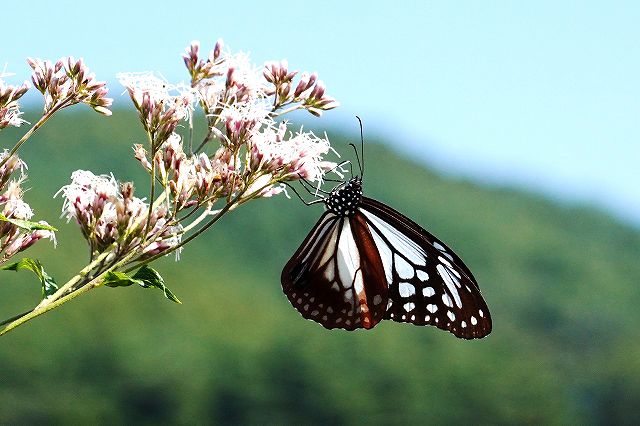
[359,197,492,339]
[281,211,388,330]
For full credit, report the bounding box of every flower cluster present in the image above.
[246,121,337,196]
[134,135,236,211]
[0,73,29,129]
[184,41,338,120]
[124,40,339,204]
[28,57,113,116]
[0,151,54,262]
[57,38,339,269]
[59,170,181,260]
[117,73,194,150]
[184,40,265,113]
[263,61,339,117]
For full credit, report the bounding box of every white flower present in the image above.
[0,150,27,177]
[2,180,33,220]
[220,98,270,122]
[4,197,34,220]
[117,72,195,121]
[0,73,30,128]
[117,72,171,103]
[195,79,226,110]
[57,170,119,222]
[221,51,265,96]
[250,121,336,183]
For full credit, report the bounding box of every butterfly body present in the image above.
[282,177,492,339]
[325,177,363,217]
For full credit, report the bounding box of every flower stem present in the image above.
[143,131,157,241]
[0,309,33,327]
[0,272,105,336]
[123,192,242,274]
[36,243,117,308]
[270,103,303,118]
[0,243,138,336]
[0,100,69,169]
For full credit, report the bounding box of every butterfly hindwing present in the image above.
[281,211,389,330]
[359,197,492,339]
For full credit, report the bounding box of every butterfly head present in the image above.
[325,177,363,217]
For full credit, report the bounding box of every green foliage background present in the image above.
[1,111,639,424]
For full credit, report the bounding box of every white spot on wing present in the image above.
[442,294,453,308]
[395,254,414,279]
[398,282,416,297]
[416,270,429,281]
[344,291,354,302]
[324,261,335,281]
[427,304,437,313]
[433,241,446,251]
[438,256,461,279]
[471,316,478,325]
[353,269,364,295]
[403,302,415,312]
[447,311,455,321]
[433,241,454,262]
[437,264,462,308]
[422,287,435,297]
[438,255,452,268]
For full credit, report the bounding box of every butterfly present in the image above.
[280,122,492,339]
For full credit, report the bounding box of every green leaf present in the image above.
[102,270,139,287]
[132,266,181,304]
[0,214,57,232]
[1,258,59,298]
[103,266,181,304]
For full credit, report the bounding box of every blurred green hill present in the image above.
[0,110,639,424]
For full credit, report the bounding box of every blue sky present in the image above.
[4,1,639,225]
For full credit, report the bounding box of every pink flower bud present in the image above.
[226,67,235,87]
[213,38,224,60]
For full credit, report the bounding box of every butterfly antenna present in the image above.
[356,115,365,178]
[297,174,330,195]
[346,158,354,178]
[323,160,351,183]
